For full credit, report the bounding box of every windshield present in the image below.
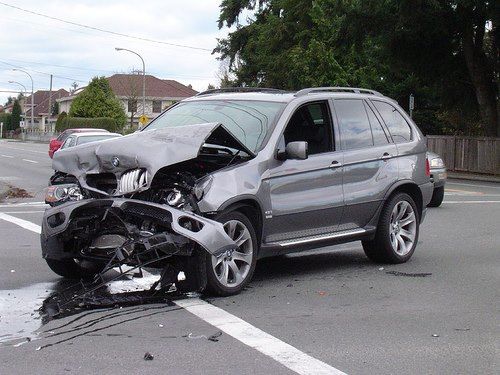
[144,100,286,152]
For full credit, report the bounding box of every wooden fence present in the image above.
[426,136,500,175]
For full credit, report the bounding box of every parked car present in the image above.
[427,151,447,207]
[42,87,433,296]
[59,132,122,151]
[48,128,109,158]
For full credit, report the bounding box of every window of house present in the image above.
[283,101,332,155]
[364,102,389,145]
[334,99,373,150]
[372,101,412,143]
[152,100,162,113]
[128,100,137,113]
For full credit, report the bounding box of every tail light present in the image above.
[425,158,431,177]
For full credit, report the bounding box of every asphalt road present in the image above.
[0,140,498,374]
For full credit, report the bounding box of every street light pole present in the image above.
[8,81,27,128]
[12,69,34,129]
[115,47,146,117]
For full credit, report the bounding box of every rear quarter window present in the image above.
[372,101,412,143]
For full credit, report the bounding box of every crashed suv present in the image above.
[41,87,433,296]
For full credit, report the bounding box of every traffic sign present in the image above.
[139,115,149,125]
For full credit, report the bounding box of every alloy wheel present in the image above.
[389,200,417,256]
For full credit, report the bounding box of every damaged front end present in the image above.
[42,122,253,295]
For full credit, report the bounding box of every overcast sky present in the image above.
[0,0,234,105]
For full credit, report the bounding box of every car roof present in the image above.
[183,87,393,104]
[70,132,121,138]
[64,128,109,133]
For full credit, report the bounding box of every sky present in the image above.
[0,0,236,105]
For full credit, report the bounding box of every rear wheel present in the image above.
[45,258,104,279]
[205,210,258,296]
[427,186,444,207]
[363,192,419,263]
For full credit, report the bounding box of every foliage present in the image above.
[56,117,121,133]
[55,111,67,131]
[51,101,59,116]
[0,113,12,133]
[215,0,499,136]
[10,100,22,130]
[69,76,126,127]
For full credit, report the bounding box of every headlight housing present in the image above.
[429,157,445,168]
[45,184,83,203]
[193,175,213,200]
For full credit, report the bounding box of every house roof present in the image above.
[25,89,69,116]
[107,74,198,99]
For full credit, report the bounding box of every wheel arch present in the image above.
[384,180,423,221]
[218,196,263,244]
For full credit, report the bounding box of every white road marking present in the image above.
[443,200,500,204]
[22,159,38,164]
[0,213,41,234]
[1,154,14,158]
[0,145,47,154]
[0,201,47,208]
[447,182,500,190]
[0,211,45,214]
[176,298,347,375]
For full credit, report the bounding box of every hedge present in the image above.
[56,117,123,133]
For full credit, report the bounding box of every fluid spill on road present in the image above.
[386,271,432,277]
[0,269,180,349]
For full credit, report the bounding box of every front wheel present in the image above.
[205,210,258,296]
[45,258,104,279]
[363,192,419,264]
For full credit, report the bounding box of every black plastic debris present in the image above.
[386,271,432,277]
[207,331,223,342]
[144,352,154,360]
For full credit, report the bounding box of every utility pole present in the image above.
[47,74,53,132]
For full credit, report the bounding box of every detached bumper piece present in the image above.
[41,199,236,316]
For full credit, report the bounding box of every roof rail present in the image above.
[294,87,384,97]
[196,87,288,96]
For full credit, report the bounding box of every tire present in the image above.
[45,258,104,280]
[205,210,258,296]
[362,192,419,264]
[427,186,444,207]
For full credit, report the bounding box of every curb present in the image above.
[447,172,500,184]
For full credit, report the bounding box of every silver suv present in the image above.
[42,87,433,296]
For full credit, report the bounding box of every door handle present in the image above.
[381,152,392,160]
[329,160,342,168]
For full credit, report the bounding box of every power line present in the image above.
[0,59,87,83]
[0,1,213,52]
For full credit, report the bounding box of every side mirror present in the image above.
[277,141,308,160]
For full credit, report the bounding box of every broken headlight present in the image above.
[193,175,213,200]
[45,184,83,203]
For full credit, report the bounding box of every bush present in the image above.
[56,117,122,133]
[0,113,12,133]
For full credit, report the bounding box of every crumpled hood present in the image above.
[52,122,249,195]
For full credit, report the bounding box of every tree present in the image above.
[215,0,499,136]
[51,101,59,116]
[69,76,126,128]
[55,111,67,131]
[10,99,21,130]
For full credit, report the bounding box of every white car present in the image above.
[59,132,122,150]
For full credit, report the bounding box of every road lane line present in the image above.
[22,159,39,164]
[0,213,41,234]
[176,298,347,375]
[0,145,46,154]
[0,211,45,214]
[1,154,14,158]
[447,182,500,190]
[0,201,46,208]
[443,200,500,204]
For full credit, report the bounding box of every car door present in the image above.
[333,98,398,229]
[265,100,344,244]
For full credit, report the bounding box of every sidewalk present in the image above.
[447,171,500,183]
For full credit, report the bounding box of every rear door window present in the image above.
[372,101,412,143]
[334,99,373,150]
[364,102,389,145]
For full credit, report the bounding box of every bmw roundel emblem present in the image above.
[112,156,120,167]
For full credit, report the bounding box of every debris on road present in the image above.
[143,352,154,361]
[207,331,222,342]
[184,330,223,342]
[386,271,432,278]
[432,334,439,337]
[0,184,33,202]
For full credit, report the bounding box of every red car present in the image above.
[48,128,108,158]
